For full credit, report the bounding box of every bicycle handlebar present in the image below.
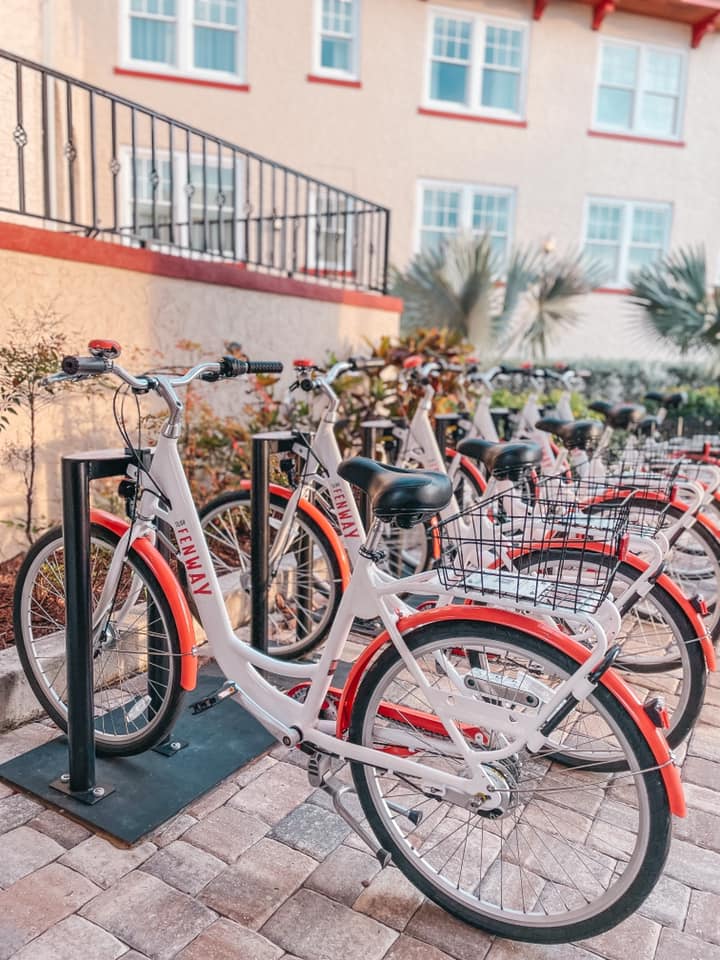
[56,353,283,390]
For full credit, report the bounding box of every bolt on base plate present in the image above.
[50,775,115,805]
[152,738,189,758]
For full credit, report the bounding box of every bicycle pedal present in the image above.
[189,681,240,715]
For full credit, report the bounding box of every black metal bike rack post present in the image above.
[50,449,144,805]
[359,419,394,530]
[250,431,307,653]
[434,413,461,458]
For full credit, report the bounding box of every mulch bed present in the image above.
[0,554,23,649]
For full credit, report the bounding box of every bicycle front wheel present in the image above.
[349,620,671,943]
[14,524,185,756]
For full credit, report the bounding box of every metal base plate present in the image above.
[0,665,274,844]
[50,777,116,805]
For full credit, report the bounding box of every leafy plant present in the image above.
[392,235,607,358]
[0,307,67,544]
[630,246,720,357]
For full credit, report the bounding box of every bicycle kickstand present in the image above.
[307,752,392,870]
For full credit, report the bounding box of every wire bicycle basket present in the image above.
[572,457,683,538]
[433,477,633,615]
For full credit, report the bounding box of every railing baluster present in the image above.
[202,137,208,253]
[383,208,391,294]
[168,123,175,245]
[257,160,263,268]
[281,168,288,275]
[270,163,276,270]
[130,106,137,236]
[292,174,299,276]
[230,148,237,261]
[244,150,250,264]
[185,129,192,249]
[216,140,223,256]
[150,115,157,241]
[14,62,26,214]
[65,80,76,224]
[110,98,119,231]
[40,70,51,219]
[88,90,97,229]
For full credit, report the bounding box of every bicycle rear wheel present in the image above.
[349,620,672,943]
[14,524,185,756]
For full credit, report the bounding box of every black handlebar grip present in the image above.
[61,355,108,376]
[220,356,283,378]
[246,360,284,375]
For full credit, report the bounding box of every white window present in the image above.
[309,189,356,273]
[314,0,360,79]
[417,180,515,262]
[594,40,685,140]
[122,0,246,82]
[425,8,528,119]
[124,149,239,257]
[583,198,671,287]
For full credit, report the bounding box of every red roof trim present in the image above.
[592,1,616,31]
[113,67,250,92]
[588,129,685,148]
[417,107,527,128]
[534,0,549,19]
[307,74,362,89]
[0,223,402,313]
[692,11,720,47]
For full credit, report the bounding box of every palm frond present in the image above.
[629,246,718,355]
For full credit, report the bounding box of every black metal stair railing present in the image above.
[0,48,391,294]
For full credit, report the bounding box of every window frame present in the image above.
[312,0,361,81]
[120,0,247,85]
[591,37,687,143]
[121,146,242,258]
[582,195,673,289]
[423,5,529,122]
[415,178,516,262]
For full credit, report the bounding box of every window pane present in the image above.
[631,207,667,245]
[431,61,468,104]
[194,25,236,71]
[422,189,460,229]
[587,204,622,242]
[195,0,238,26]
[420,230,448,255]
[485,26,522,69]
[321,36,351,71]
[640,93,676,136]
[596,87,633,129]
[322,0,354,36]
[644,50,681,95]
[585,242,619,282]
[481,69,518,112]
[432,17,472,61]
[628,244,662,273]
[600,44,637,87]
[131,18,176,64]
[472,193,509,234]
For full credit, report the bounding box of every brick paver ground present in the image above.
[0,661,718,959]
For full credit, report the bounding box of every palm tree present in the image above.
[629,246,720,357]
[392,234,606,359]
[513,249,609,360]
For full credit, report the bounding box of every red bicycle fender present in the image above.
[617,553,717,672]
[90,509,198,691]
[336,605,686,818]
[239,480,351,589]
[445,449,487,494]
